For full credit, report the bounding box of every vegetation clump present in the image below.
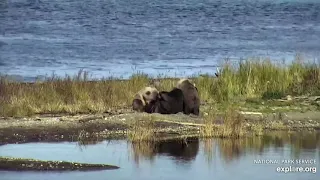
[200,105,246,138]
[127,115,156,142]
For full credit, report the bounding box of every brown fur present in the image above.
[146,88,184,114]
[132,87,159,112]
[176,79,200,115]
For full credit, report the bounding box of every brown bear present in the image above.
[176,78,200,116]
[132,86,159,112]
[146,88,184,114]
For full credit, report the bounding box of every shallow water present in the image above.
[0,0,320,81]
[0,132,319,180]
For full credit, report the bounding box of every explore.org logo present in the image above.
[253,159,317,174]
[276,166,317,174]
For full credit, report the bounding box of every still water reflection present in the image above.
[0,131,319,180]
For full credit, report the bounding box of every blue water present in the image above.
[0,132,319,180]
[0,0,320,81]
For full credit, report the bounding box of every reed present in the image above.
[200,105,246,138]
[127,115,156,142]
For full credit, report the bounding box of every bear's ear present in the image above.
[149,79,161,89]
[145,91,151,96]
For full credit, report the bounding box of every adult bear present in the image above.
[176,78,200,116]
[132,87,159,112]
[146,88,184,114]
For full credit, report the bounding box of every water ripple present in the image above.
[0,0,320,81]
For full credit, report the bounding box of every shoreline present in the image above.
[1,108,319,145]
[0,157,119,171]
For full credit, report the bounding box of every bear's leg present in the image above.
[132,99,144,112]
[183,105,192,115]
[192,107,200,116]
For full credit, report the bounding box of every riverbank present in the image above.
[0,59,320,144]
[1,100,319,145]
[0,96,319,172]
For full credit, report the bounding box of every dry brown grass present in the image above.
[0,56,319,117]
[200,105,246,138]
[127,115,157,142]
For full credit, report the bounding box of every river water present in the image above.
[0,132,319,180]
[0,0,320,81]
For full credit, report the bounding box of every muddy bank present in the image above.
[0,111,201,145]
[0,107,320,145]
[0,157,119,171]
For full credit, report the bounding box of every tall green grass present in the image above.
[195,57,320,102]
[0,57,319,117]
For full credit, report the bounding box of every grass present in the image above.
[200,105,246,138]
[0,57,320,117]
[127,115,156,142]
[251,123,264,136]
[241,97,320,113]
